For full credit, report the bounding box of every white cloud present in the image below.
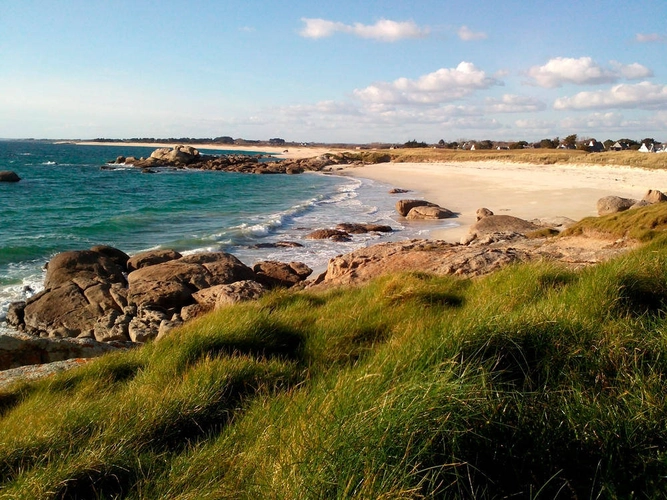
[457,25,487,41]
[636,33,665,43]
[527,57,652,88]
[299,18,429,42]
[528,57,616,88]
[353,62,501,105]
[609,61,653,79]
[485,94,546,113]
[554,82,667,110]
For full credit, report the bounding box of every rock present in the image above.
[395,199,439,217]
[149,145,200,166]
[23,282,102,338]
[180,252,257,284]
[469,215,540,237]
[0,171,21,182]
[335,223,393,234]
[310,239,533,288]
[476,208,494,221]
[127,252,256,308]
[252,261,313,288]
[406,206,454,220]
[0,358,94,391]
[89,245,130,269]
[180,303,209,322]
[216,280,267,307]
[126,249,183,272]
[0,333,125,371]
[641,189,667,204]
[5,301,26,328]
[597,196,637,216]
[157,318,183,341]
[389,188,410,194]
[44,250,127,289]
[306,229,351,240]
[94,311,131,342]
[249,241,304,249]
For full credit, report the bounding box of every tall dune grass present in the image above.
[3,236,667,497]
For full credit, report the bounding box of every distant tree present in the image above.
[509,141,528,150]
[438,139,445,146]
[403,139,429,148]
[536,138,557,149]
[214,136,235,144]
[269,138,286,145]
[603,139,615,150]
[618,138,640,150]
[642,138,656,146]
[475,140,493,150]
[446,141,459,149]
[563,134,577,148]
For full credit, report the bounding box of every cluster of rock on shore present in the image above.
[103,145,386,174]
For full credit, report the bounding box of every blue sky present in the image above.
[1,0,666,143]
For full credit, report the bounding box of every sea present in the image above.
[0,140,455,333]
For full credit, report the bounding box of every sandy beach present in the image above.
[343,161,667,242]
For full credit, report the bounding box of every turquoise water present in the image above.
[0,141,438,328]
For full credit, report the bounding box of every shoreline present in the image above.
[341,161,667,243]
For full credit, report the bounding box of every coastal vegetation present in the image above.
[2,207,667,497]
[380,147,667,169]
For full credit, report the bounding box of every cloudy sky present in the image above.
[1,0,666,143]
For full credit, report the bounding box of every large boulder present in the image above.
[597,196,637,216]
[149,145,200,166]
[23,282,102,338]
[476,208,494,221]
[406,206,454,220]
[192,281,267,309]
[395,199,439,217]
[306,229,351,241]
[127,249,183,272]
[468,215,540,238]
[252,261,313,288]
[127,252,256,308]
[44,250,127,289]
[641,189,667,204]
[0,171,21,182]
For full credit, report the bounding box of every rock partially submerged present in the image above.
[0,171,21,182]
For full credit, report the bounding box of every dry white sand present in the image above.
[343,161,667,242]
[73,141,336,160]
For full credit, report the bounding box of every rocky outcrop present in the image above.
[406,206,454,220]
[335,223,393,234]
[253,261,313,288]
[310,240,533,288]
[395,199,439,217]
[0,171,21,182]
[107,148,370,175]
[306,229,351,241]
[470,215,539,236]
[6,246,311,363]
[127,249,182,272]
[476,208,494,220]
[597,196,637,216]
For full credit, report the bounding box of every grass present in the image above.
[351,148,667,169]
[4,234,667,496]
[563,201,667,241]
